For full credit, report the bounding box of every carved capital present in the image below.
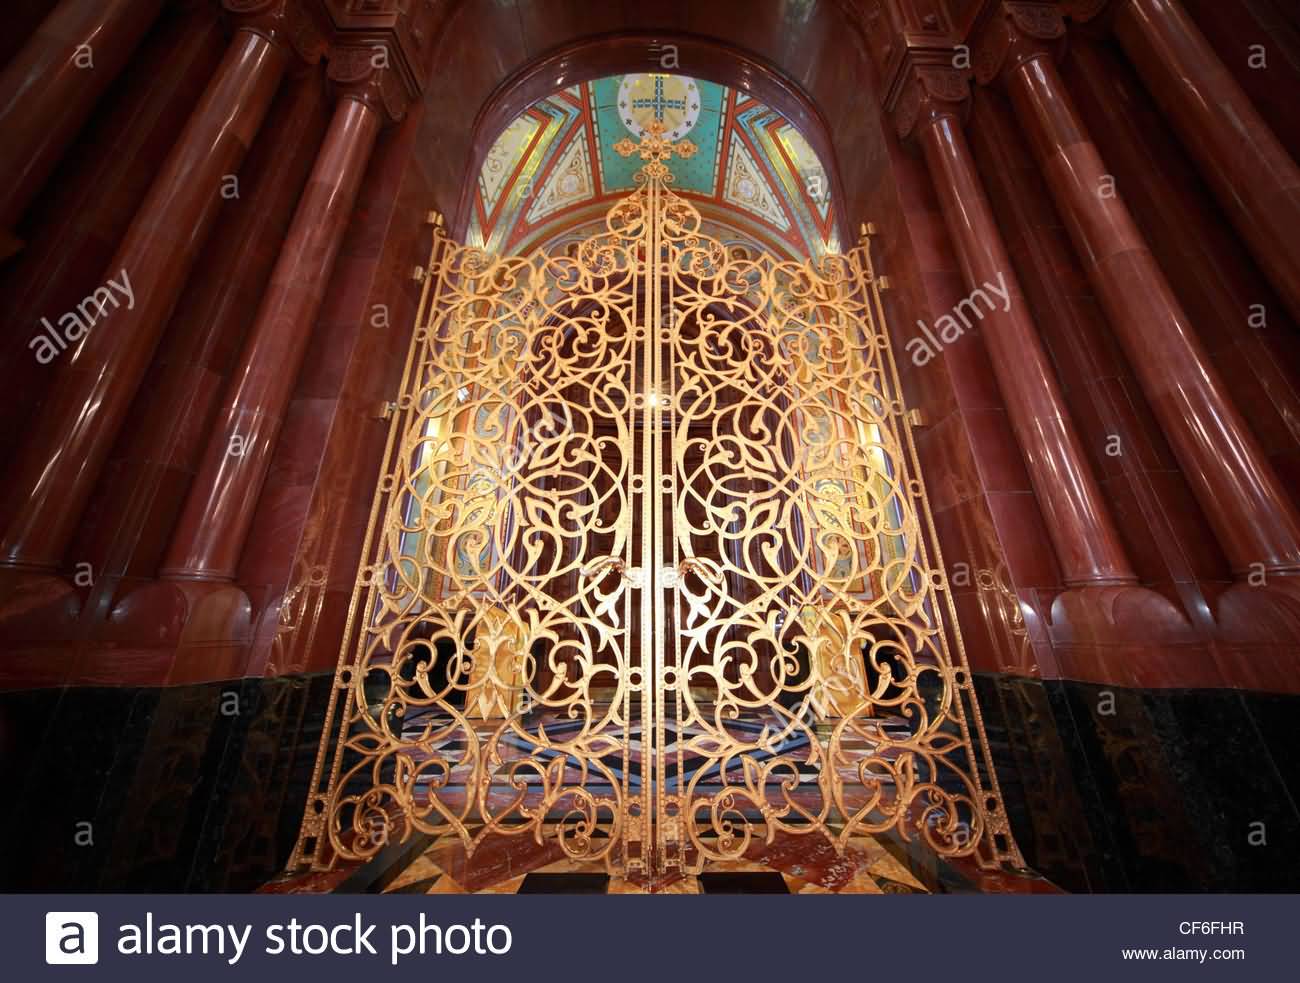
[892,63,970,141]
[222,0,329,65]
[854,0,959,107]
[327,46,411,122]
[321,0,437,111]
[972,1,1066,87]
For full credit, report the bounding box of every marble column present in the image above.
[0,5,225,465]
[0,2,325,573]
[0,0,165,255]
[160,59,395,582]
[976,2,1300,577]
[78,70,330,590]
[1078,0,1300,327]
[897,65,1136,587]
[1064,38,1300,461]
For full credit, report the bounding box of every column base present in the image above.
[0,572,83,690]
[107,579,253,685]
[0,569,81,639]
[1214,578,1300,694]
[1046,584,1213,688]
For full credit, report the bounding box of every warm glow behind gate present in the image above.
[290,122,1022,878]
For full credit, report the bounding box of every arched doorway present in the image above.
[289,113,1019,882]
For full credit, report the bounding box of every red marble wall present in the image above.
[2,0,1298,700]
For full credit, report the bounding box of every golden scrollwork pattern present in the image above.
[291,122,1022,877]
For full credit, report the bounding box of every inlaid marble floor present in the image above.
[262,703,1058,895]
[264,825,1058,895]
[378,830,932,895]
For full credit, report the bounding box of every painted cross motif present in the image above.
[630,76,688,122]
[618,74,700,140]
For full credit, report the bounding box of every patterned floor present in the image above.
[264,823,1058,895]
[264,703,1057,895]
[381,830,932,895]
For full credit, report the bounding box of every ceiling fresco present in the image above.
[467,73,840,259]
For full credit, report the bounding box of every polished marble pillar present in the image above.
[977,4,1300,577]
[1090,0,1300,327]
[161,77,388,582]
[0,0,165,254]
[1064,38,1300,464]
[0,6,324,573]
[898,66,1136,587]
[0,5,225,465]
[77,70,330,593]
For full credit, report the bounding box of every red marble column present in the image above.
[0,6,325,573]
[75,69,331,592]
[160,88,386,582]
[0,0,165,253]
[1064,38,1300,473]
[1097,0,1300,327]
[978,4,1300,577]
[899,67,1136,587]
[0,4,225,464]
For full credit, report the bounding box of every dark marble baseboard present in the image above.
[974,674,1300,892]
[1,672,1295,892]
[0,674,335,892]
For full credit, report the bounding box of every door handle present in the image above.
[669,557,724,588]
[581,556,644,587]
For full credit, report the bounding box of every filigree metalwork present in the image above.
[290,123,1023,877]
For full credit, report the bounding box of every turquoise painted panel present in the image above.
[592,75,724,194]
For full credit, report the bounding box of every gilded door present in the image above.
[290,124,1021,879]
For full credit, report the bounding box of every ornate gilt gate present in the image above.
[290,123,1022,879]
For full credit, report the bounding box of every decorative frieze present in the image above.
[322,0,434,117]
[222,0,436,117]
[854,0,959,113]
